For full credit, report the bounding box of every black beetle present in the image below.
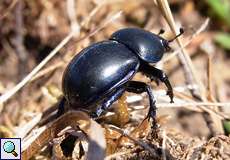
[59,27,184,123]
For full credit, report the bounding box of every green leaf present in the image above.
[223,120,230,134]
[206,0,230,27]
[214,32,230,50]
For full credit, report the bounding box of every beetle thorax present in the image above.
[110,28,166,63]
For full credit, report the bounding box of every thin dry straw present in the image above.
[0,11,122,106]
[158,19,210,65]
[0,32,74,104]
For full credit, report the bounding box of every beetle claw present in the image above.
[166,90,174,103]
[145,114,158,130]
[150,77,160,86]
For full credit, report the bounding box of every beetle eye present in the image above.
[161,40,171,52]
[166,45,172,52]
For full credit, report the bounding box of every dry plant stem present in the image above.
[204,52,224,134]
[22,2,106,83]
[30,62,64,82]
[108,125,158,157]
[202,112,218,138]
[158,19,210,65]
[16,113,42,139]
[0,32,74,104]
[205,54,217,103]
[156,0,207,98]
[156,0,196,93]
[14,0,29,78]
[207,56,213,100]
[156,0,222,135]
[173,91,196,102]
[157,102,230,108]
[126,96,228,119]
[156,102,229,119]
[0,10,123,105]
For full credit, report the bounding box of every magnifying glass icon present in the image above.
[3,141,18,157]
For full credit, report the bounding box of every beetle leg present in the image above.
[56,97,67,116]
[93,87,126,118]
[126,81,157,126]
[140,64,174,103]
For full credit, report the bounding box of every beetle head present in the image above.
[161,28,184,53]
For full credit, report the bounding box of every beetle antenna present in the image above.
[168,28,184,43]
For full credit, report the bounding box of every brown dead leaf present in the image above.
[21,111,91,160]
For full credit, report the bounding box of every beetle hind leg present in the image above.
[92,87,126,118]
[57,97,67,116]
[126,81,157,127]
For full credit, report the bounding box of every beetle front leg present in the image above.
[57,97,67,116]
[140,63,174,103]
